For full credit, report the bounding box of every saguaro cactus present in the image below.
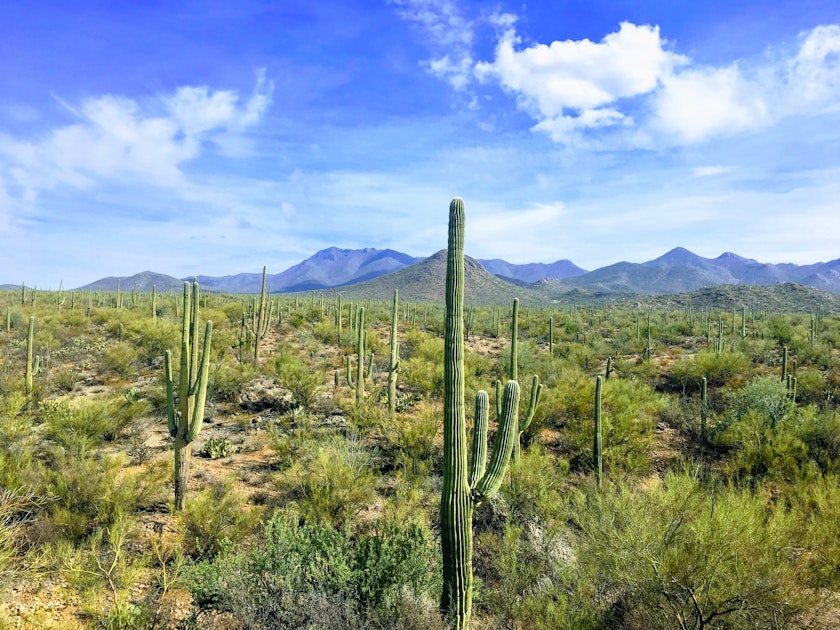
[440,198,520,629]
[388,289,400,417]
[594,375,603,488]
[164,280,213,512]
[247,266,270,364]
[25,316,39,404]
[346,307,369,404]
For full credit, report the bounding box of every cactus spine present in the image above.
[165,280,213,512]
[440,198,520,629]
[388,289,400,417]
[594,375,603,488]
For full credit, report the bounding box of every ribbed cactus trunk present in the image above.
[440,198,520,629]
[441,198,472,628]
[594,375,603,488]
[166,281,213,512]
[388,289,400,418]
[253,266,268,365]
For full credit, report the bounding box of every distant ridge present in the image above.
[75,271,184,292]
[565,247,840,294]
[16,245,839,297]
[478,258,587,283]
[317,250,545,304]
[194,247,421,294]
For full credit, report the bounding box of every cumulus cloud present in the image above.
[0,71,273,199]
[475,22,687,140]
[472,20,840,146]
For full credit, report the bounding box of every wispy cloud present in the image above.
[390,0,476,92]
[0,71,273,200]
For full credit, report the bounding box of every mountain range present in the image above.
[12,246,840,301]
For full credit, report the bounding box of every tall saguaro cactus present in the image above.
[594,375,603,488]
[440,198,520,629]
[247,266,270,365]
[165,280,213,512]
[25,316,39,405]
[388,289,400,417]
[346,307,369,405]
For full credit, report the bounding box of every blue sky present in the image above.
[2,1,839,288]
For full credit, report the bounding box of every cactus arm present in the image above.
[186,321,213,443]
[519,375,542,435]
[472,380,520,504]
[468,390,489,487]
[346,355,355,388]
[164,350,178,438]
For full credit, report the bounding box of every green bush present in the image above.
[274,433,378,528]
[570,468,814,629]
[186,513,442,629]
[180,477,257,561]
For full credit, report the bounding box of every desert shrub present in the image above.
[100,341,139,377]
[46,452,167,542]
[180,477,257,561]
[795,408,840,474]
[501,445,569,523]
[207,359,255,403]
[667,349,752,390]
[783,474,840,589]
[476,521,595,630]
[545,371,664,475]
[39,395,150,455]
[274,432,378,528]
[274,351,323,409]
[186,513,441,629]
[570,468,813,629]
[130,318,179,365]
[380,403,438,478]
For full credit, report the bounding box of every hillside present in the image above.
[313,250,547,305]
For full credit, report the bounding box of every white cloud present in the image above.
[473,21,840,146]
[0,71,273,199]
[692,165,732,178]
[391,0,476,90]
[476,22,686,139]
[654,65,770,142]
[786,24,840,110]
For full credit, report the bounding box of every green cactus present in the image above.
[594,375,603,488]
[700,376,708,441]
[440,198,520,629]
[246,266,270,364]
[513,374,542,463]
[388,289,400,417]
[605,356,614,380]
[25,316,40,405]
[164,280,213,512]
[781,345,788,383]
[548,315,554,355]
[346,307,370,404]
